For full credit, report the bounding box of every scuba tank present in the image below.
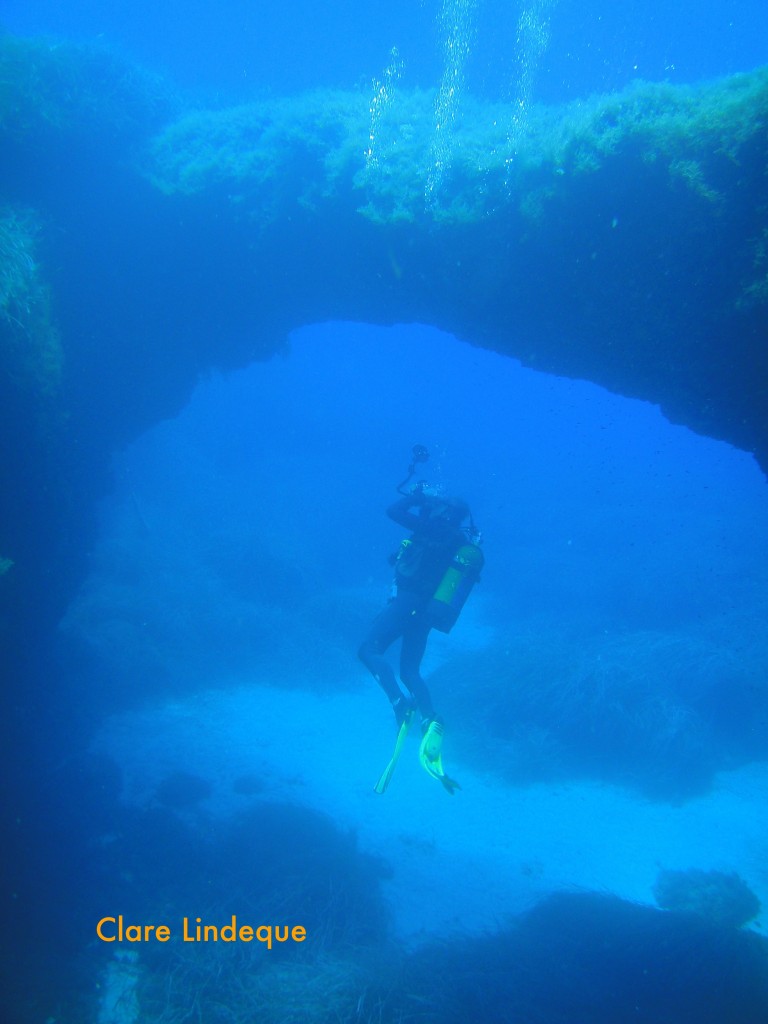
[427,542,484,634]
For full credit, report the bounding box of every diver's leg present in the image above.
[399,612,435,721]
[401,615,455,789]
[358,597,412,710]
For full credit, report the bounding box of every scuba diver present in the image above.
[359,445,483,794]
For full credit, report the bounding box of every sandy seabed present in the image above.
[94,681,768,942]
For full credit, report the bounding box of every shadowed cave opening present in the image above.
[63,319,768,798]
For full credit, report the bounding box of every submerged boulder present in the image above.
[654,867,762,929]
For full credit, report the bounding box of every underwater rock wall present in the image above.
[145,69,768,461]
[1,37,767,656]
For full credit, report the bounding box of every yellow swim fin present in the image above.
[419,719,461,795]
[374,709,414,794]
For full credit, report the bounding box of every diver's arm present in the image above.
[386,495,424,530]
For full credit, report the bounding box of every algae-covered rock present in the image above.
[144,67,768,229]
[654,867,761,928]
[0,34,176,144]
[0,206,62,404]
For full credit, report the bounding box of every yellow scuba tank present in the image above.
[427,543,484,633]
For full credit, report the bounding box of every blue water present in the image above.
[119,322,767,632]
[4,3,768,1023]
[2,0,766,100]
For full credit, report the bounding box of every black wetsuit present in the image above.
[358,494,466,720]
